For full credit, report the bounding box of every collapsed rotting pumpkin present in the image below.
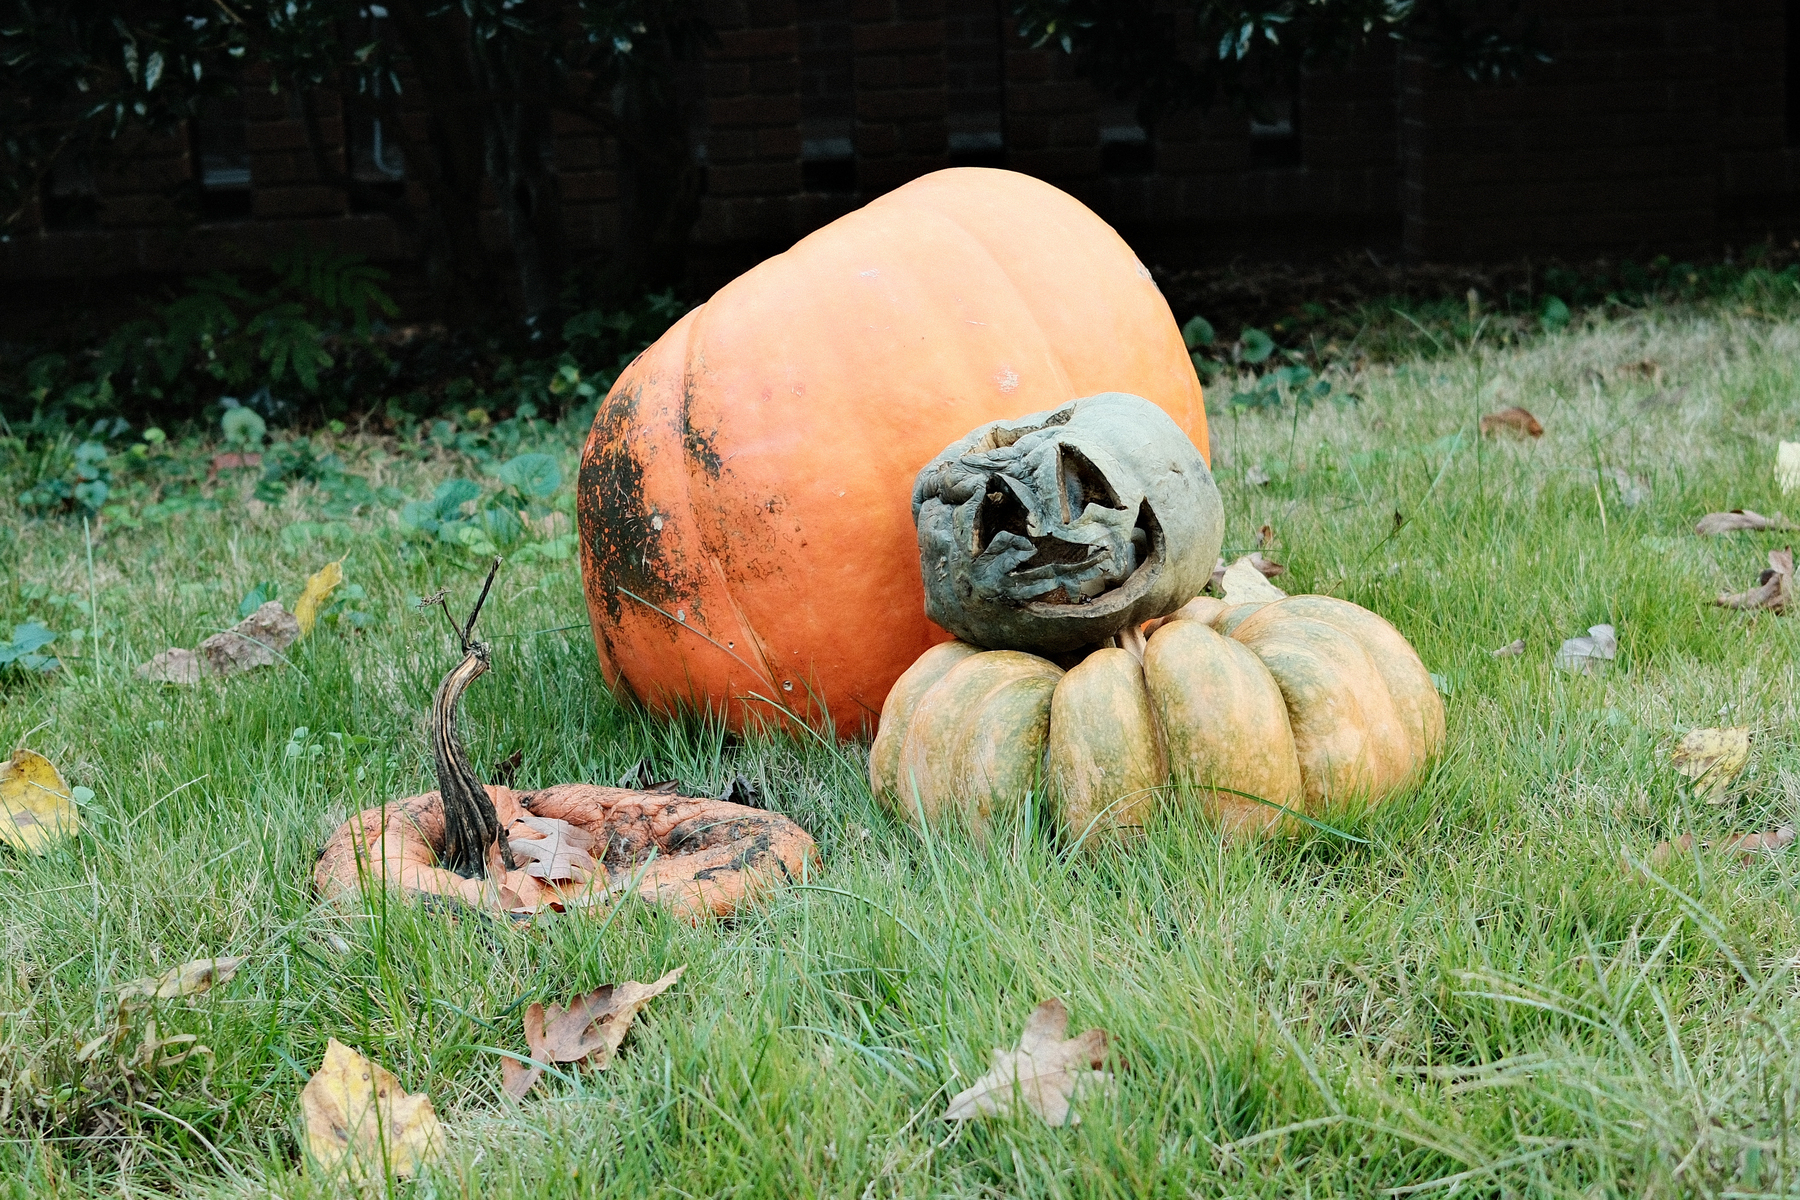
[914,393,1222,654]
[870,593,1444,838]
[314,561,818,921]
[576,167,1209,735]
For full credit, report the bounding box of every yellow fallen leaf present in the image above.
[1671,727,1751,804]
[302,1039,440,1181]
[117,956,248,1006]
[0,748,79,854]
[293,561,344,637]
[1779,442,1800,495]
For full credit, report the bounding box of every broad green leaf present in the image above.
[498,452,561,498]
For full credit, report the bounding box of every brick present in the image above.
[558,171,620,203]
[245,120,313,152]
[714,27,800,59]
[252,185,347,219]
[708,161,803,196]
[856,88,946,122]
[851,21,944,54]
[706,63,754,96]
[709,95,804,126]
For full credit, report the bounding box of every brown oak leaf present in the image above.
[1715,547,1793,613]
[502,966,685,1099]
[1695,510,1794,535]
[943,999,1111,1127]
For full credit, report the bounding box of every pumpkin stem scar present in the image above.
[427,557,515,879]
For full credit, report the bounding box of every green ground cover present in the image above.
[1,302,1797,1198]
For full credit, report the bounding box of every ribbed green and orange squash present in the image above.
[870,593,1443,837]
[575,168,1209,735]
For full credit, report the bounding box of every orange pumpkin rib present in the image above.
[577,169,1206,734]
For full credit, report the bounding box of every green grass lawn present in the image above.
[2,304,1798,1199]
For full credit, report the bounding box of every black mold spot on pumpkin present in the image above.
[680,376,723,479]
[578,379,706,627]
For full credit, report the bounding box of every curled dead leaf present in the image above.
[1715,547,1793,613]
[1670,727,1751,804]
[1644,825,1793,871]
[1490,638,1525,658]
[117,955,247,1006]
[1694,510,1794,536]
[1218,556,1288,606]
[1479,407,1543,438]
[501,966,685,1100]
[0,747,79,854]
[1553,624,1616,675]
[1723,825,1796,862]
[944,999,1111,1127]
[293,561,344,637]
[302,1039,441,1180]
[139,602,300,683]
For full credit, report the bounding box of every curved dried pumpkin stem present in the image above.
[426,558,515,879]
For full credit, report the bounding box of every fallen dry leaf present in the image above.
[491,749,524,787]
[293,561,344,637]
[1218,555,1288,606]
[1645,826,1794,870]
[1490,638,1526,658]
[1245,551,1285,579]
[1696,509,1794,535]
[117,956,247,1006]
[207,452,262,482]
[1257,523,1277,551]
[0,747,79,854]
[1671,727,1751,804]
[1479,406,1543,438]
[507,816,596,883]
[944,998,1111,1127]
[302,1039,441,1181]
[1780,442,1800,495]
[138,601,301,683]
[1647,833,1695,870]
[502,966,685,1100]
[1724,825,1797,861]
[1553,624,1616,676]
[1716,547,1793,613]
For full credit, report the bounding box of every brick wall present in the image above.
[5,1,1800,286]
[1402,0,1723,260]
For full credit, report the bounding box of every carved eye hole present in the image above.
[974,477,1030,553]
[1057,445,1124,522]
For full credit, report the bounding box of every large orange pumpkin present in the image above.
[577,168,1208,734]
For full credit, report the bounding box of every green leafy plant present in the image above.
[18,438,113,514]
[0,623,58,674]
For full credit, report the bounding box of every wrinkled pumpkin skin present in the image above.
[893,651,1063,826]
[872,595,1442,838]
[1142,620,1303,833]
[1047,648,1167,836]
[1230,613,1413,807]
[577,168,1207,735]
[1242,595,1445,768]
[868,640,983,804]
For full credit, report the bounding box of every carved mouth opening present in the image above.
[1024,499,1162,612]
